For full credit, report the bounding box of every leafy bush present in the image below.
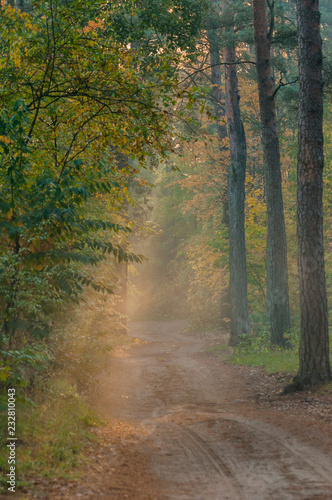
[0,337,54,409]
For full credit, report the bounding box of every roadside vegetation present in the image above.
[0,267,136,492]
[209,325,332,387]
[231,328,300,377]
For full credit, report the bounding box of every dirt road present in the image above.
[39,320,332,499]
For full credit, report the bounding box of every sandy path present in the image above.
[28,320,332,499]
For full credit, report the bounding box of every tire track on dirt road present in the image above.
[140,405,332,500]
[89,320,332,500]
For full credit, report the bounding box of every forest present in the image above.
[1,0,332,498]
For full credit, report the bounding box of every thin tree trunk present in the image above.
[294,0,331,387]
[253,0,291,347]
[207,30,231,326]
[224,41,250,345]
[208,31,227,144]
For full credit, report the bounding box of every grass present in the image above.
[208,324,301,377]
[208,342,298,375]
[0,388,100,493]
[230,350,298,374]
[228,326,300,376]
[226,325,332,378]
[207,344,230,352]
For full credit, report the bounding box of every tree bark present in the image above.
[207,30,227,144]
[207,30,229,226]
[207,30,231,326]
[294,0,331,387]
[224,41,250,345]
[253,0,291,347]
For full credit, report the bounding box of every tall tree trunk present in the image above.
[224,41,250,345]
[253,0,291,347]
[294,0,331,387]
[207,30,231,326]
[208,31,227,144]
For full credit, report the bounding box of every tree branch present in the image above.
[271,76,298,99]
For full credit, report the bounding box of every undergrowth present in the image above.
[230,324,300,375]
[231,349,299,374]
[229,321,332,377]
[0,272,135,494]
[0,392,99,492]
[206,320,302,375]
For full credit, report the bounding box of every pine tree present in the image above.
[293,0,331,388]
